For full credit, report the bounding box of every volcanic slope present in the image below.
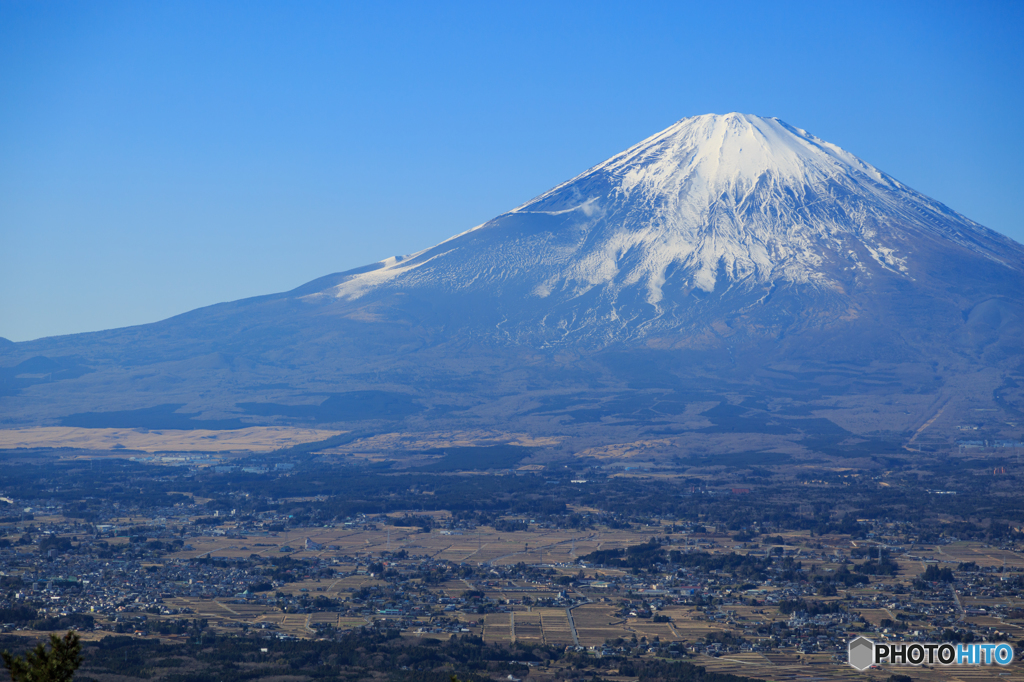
[319,114,1023,347]
[3,113,1024,456]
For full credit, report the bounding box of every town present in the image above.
[2,444,1024,682]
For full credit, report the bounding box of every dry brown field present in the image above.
[482,612,512,643]
[570,602,626,647]
[535,607,573,645]
[0,426,341,453]
[164,523,668,568]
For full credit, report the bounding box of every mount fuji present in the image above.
[309,113,1023,347]
[3,113,1024,456]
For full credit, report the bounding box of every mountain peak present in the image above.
[619,113,895,189]
[316,114,1023,345]
[522,113,898,216]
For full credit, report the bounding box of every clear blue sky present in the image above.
[2,0,1022,341]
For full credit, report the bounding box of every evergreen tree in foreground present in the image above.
[2,630,82,682]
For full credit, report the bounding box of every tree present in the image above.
[922,564,954,582]
[1,630,82,682]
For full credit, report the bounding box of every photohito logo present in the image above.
[847,637,1014,670]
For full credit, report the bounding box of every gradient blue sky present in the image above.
[2,0,1022,342]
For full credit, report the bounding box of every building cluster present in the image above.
[2,494,1023,665]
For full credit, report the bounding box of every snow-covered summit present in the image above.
[530,113,897,210]
[311,114,1023,344]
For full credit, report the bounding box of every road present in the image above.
[950,585,965,619]
[566,601,588,647]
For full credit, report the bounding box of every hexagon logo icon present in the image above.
[848,636,875,670]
